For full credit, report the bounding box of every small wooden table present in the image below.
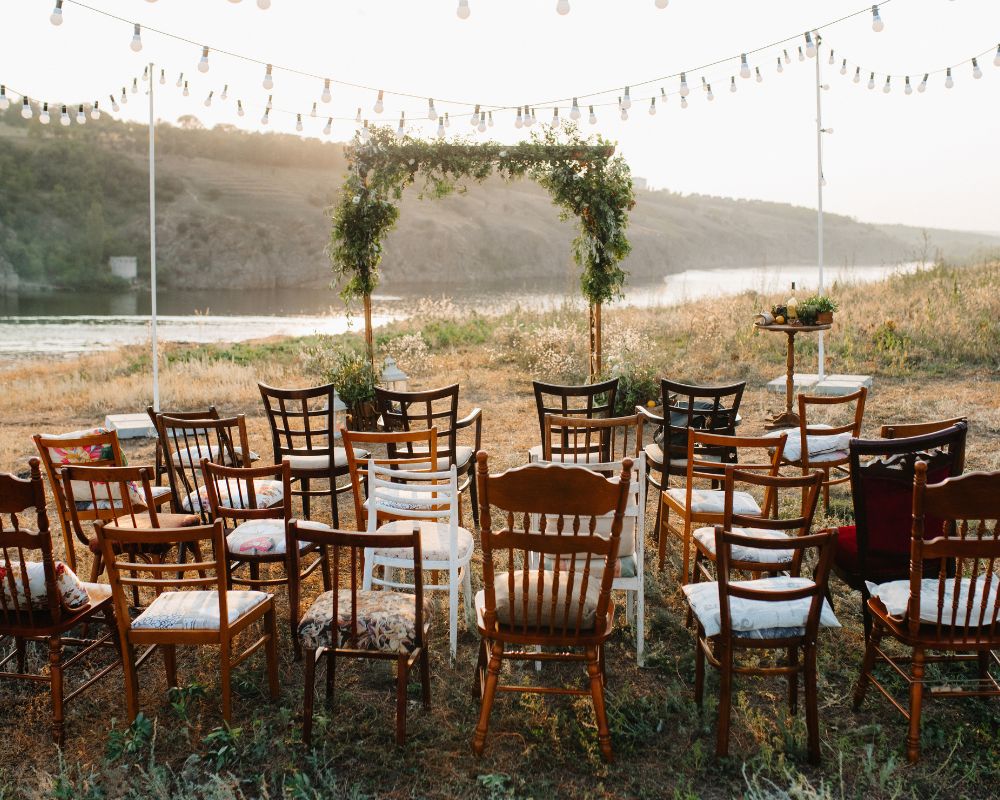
[756,322,832,430]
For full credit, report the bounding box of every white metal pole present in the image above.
[815,43,826,380]
[148,61,159,411]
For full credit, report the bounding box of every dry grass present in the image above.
[0,261,998,799]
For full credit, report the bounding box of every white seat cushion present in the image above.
[682,576,840,638]
[643,442,663,467]
[363,487,444,513]
[226,518,309,556]
[171,444,258,468]
[182,479,284,514]
[866,577,1000,625]
[528,445,606,464]
[132,590,269,630]
[474,570,602,630]
[764,425,853,464]
[666,488,760,515]
[694,526,795,564]
[285,447,359,472]
[408,445,475,469]
[150,485,172,500]
[371,520,474,563]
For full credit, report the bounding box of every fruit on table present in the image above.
[775,315,786,325]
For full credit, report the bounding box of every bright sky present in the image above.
[3,0,999,232]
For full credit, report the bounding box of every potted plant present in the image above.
[796,301,820,326]
[330,351,379,430]
[805,294,838,324]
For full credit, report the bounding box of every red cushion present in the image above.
[833,525,910,582]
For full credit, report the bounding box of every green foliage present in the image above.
[104,713,154,762]
[610,362,660,416]
[167,683,207,722]
[804,294,838,313]
[301,338,377,407]
[201,724,242,770]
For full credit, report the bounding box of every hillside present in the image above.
[1,108,997,291]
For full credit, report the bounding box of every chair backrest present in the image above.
[475,453,633,640]
[723,466,823,572]
[147,405,220,479]
[200,459,292,532]
[366,461,459,542]
[909,462,1000,640]
[532,378,619,447]
[289,522,425,653]
[881,417,967,468]
[848,423,967,572]
[795,387,867,466]
[542,412,643,464]
[660,379,745,474]
[259,383,339,464]
[61,465,159,556]
[340,427,440,528]
[375,384,459,462]
[0,459,62,627]
[157,414,252,520]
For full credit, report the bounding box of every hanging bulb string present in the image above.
[822,39,998,80]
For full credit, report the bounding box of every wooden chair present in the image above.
[659,430,786,580]
[690,467,823,584]
[146,405,220,486]
[34,428,172,573]
[833,424,967,638]
[374,384,482,526]
[684,523,840,763]
[200,458,328,659]
[97,519,279,724]
[854,462,1000,763]
[540,413,648,664]
[768,387,867,512]
[0,459,119,744]
[880,416,967,468]
[637,379,745,536]
[291,521,429,746]
[472,454,633,762]
[529,377,618,463]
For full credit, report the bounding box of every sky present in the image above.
[2,0,999,232]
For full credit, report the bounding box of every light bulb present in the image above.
[182,81,189,97]
[755,67,763,83]
[323,117,332,135]
[679,72,689,96]
[994,44,1000,68]
[840,59,847,76]
[60,105,70,126]
[570,98,580,120]
[783,49,791,64]
[730,76,737,93]
[918,73,928,93]
[867,73,875,90]
[427,98,436,120]
[488,110,494,127]
[829,49,835,66]
[740,54,750,79]
[397,113,405,136]
[262,65,273,90]
[470,105,480,126]
[310,101,317,117]
[0,87,8,111]
[261,109,269,124]
[445,112,451,127]
[457,0,470,19]
[90,102,100,120]
[853,67,861,84]
[130,24,142,52]
[972,59,982,79]
[237,100,245,116]
[321,79,332,103]
[777,57,784,74]
[556,0,570,15]
[355,107,362,124]
[76,104,86,124]
[706,84,714,101]
[805,32,816,58]
[204,91,213,107]
[198,46,210,73]
[883,77,891,94]
[515,107,523,128]
[552,108,560,127]
[176,73,184,88]
[131,79,138,95]
[905,76,912,95]
[528,109,535,126]
[360,122,370,144]
[159,69,166,85]
[50,1,63,26]
[258,0,271,8]
[296,114,303,132]
[649,96,657,113]
[872,5,884,33]
[436,117,445,138]
[680,96,688,109]
[39,103,50,124]
[945,68,954,89]
[619,105,628,121]
[622,86,631,109]
[221,85,229,101]
[21,98,32,120]
[477,112,486,132]
[798,46,805,62]
[655,0,668,7]
[110,94,120,112]
[588,105,597,124]
[374,89,384,114]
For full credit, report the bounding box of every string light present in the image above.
[829,49,835,65]
[121,86,128,104]
[360,120,370,143]
[783,49,791,64]
[198,46,210,73]
[680,96,688,109]
[556,0,570,16]
[436,116,445,138]
[853,66,861,83]
[0,87,8,111]
[374,89,384,114]
[840,58,847,75]
[204,90,213,107]
[21,98,32,120]
[130,24,142,52]
[552,107,561,127]
[445,111,451,127]
[262,64,273,90]
[570,97,581,120]
[904,75,912,94]
[488,110,494,127]
[972,58,982,79]
[805,32,816,58]
[514,106,523,128]
[39,103,51,124]
[76,103,86,124]
[621,86,631,109]
[176,73,184,88]
[706,82,714,101]
[729,76,737,93]
[470,104,480,126]
[257,0,271,9]
[588,105,597,124]
[619,100,627,121]
[142,66,149,83]
[110,93,120,112]
[159,69,166,85]
[798,46,805,62]
[309,101,317,117]
[867,71,875,90]
[872,5,884,33]
[427,98,437,120]
[918,73,927,93]
[740,54,750,79]
[755,66,763,83]
[261,106,270,124]
[995,44,1000,67]
[237,99,245,116]
[323,117,332,135]
[295,113,303,132]
[182,81,189,97]
[478,111,487,132]
[945,67,954,89]
[321,79,332,103]
[131,78,138,95]
[50,1,63,26]
[776,57,784,74]
[397,112,405,136]
[679,72,689,96]
[60,104,70,126]
[882,76,891,93]
[355,106,362,123]
[221,84,228,100]
[456,0,470,19]
[90,101,100,120]
[649,95,657,113]
[655,0,669,8]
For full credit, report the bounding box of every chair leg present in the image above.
[419,645,431,711]
[715,641,733,758]
[804,644,820,765]
[122,642,141,723]
[787,646,799,716]
[636,581,645,668]
[329,476,340,528]
[586,646,613,763]
[162,644,178,689]
[657,496,669,570]
[680,517,693,586]
[265,606,280,702]
[326,646,336,705]
[320,545,332,591]
[462,566,474,626]
[449,567,459,663]
[300,477,311,520]
[468,465,480,528]
[822,468,831,513]
[472,638,487,698]
[302,648,316,745]
[853,626,881,710]
[395,654,409,746]
[220,640,233,724]
[906,648,925,763]
[288,580,302,662]
[89,551,103,583]
[48,635,65,746]
[472,640,503,756]
[694,638,705,708]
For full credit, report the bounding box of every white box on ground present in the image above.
[767,373,873,397]
[105,412,158,439]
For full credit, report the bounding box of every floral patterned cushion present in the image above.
[666,488,760,515]
[182,479,284,514]
[171,444,258,468]
[0,560,91,610]
[866,577,1000,625]
[682,576,840,638]
[226,518,310,556]
[44,427,124,502]
[131,590,269,630]
[297,589,430,654]
[764,425,852,464]
[370,520,474,563]
[476,570,602,630]
[693,526,795,564]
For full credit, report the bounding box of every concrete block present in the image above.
[105,412,157,440]
[766,373,820,394]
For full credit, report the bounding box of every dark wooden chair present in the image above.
[637,379,745,537]
[683,510,839,763]
[201,458,328,659]
[833,423,967,637]
[146,405,220,486]
[880,416,967,468]
[854,462,1000,763]
[290,521,429,746]
[97,519,279,724]
[472,454,633,762]
[374,383,482,526]
[0,459,119,744]
[530,377,618,463]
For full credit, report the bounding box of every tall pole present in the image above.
[148,61,160,410]
[815,41,826,380]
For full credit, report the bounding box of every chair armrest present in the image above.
[456,407,483,453]
[635,405,664,427]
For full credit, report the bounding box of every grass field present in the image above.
[0,261,997,799]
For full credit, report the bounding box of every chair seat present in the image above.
[150,485,172,500]
[682,576,841,638]
[0,559,92,610]
[764,425,852,464]
[171,444,258,468]
[694,526,795,564]
[87,512,200,553]
[409,445,475,469]
[832,525,911,584]
[297,589,430,654]
[285,447,365,473]
[527,445,606,464]
[866,577,1000,626]
[132,590,269,631]
[182,479,284,514]
[372,520,474,564]
[226,518,310,556]
[644,442,724,473]
[474,570,602,630]
[363,488,440,513]
[665,488,760,516]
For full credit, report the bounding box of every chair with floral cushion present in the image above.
[146,405,221,486]
[683,524,840,763]
[472,454,633,762]
[659,430,786,581]
[854,462,1000,763]
[97,518,279,724]
[201,457,328,659]
[290,521,429,746]
[0,458,119,744]
[832,423,967,638]
[529,377,618,463]
[34,428,172,573]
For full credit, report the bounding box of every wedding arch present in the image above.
[328,124,635,379]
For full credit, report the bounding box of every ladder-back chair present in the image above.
[530,377,618,463]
